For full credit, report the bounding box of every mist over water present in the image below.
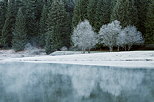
[0,62,154,102]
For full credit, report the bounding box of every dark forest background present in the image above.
[0,0,153,53]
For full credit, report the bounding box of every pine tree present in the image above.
[39,5,48,47]
[72,0,89,27]
[1,0,16,47]
[111,0,138,27]
[145,0,154,44]
[111,0,117,9]
[25,0,38,37]
[135,0,150,36]
[63,0,75,14]
[72,0,81,27]
[0,1,7,38]
[14,0,24,15]
[25,0,43,45]
[63,0,75,28]
[12,8,27,51]
[87,0,98,27]
[94,0,111,32]
[79,0,89,20]
[45,0,71,54]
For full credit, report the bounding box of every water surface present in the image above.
[0,62,154,102]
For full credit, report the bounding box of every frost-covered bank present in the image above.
[1,51,154,68]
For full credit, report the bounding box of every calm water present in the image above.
[0,62,154,102]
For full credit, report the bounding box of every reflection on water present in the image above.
[0,62,154,102]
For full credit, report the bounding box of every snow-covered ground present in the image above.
[1,51,154,68]
[0,49,46,60]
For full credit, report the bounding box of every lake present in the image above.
[0,62,154,102]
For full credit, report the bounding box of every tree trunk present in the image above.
[88,48,90,53]
[124,46,127,51]
[117,46,120,51]
[82,48,85,54]
[128,45,132,51]
[109,47,113,52]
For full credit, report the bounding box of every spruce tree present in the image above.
[94,0,111,32]
[80,0,89,20]
[25,0,43,45]
[39,5,48,47]
[1,0,16,47]
[111,0,138,27]
[72,0,81,27]
[14,0,24,15]
[0,1,6,37]
[72,0,89,27]
[145,0,154,44]
[45,0,71,54]
[25,0,38,37]
[12,8,27,51]
[87,0,98,27]
[135,0,150,36]
[111,0,117,9]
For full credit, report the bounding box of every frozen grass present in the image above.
[1,50,154,68]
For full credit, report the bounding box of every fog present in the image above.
[0,62,154,102]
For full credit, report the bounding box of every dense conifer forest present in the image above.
[0,0,153,53]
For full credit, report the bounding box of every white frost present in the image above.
[1,51,154,68]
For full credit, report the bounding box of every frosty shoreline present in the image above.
[0,50,154,68]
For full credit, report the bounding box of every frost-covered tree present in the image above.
[98,20,122,51]
[116,29,127,50]
[12,8,27,51]
[72,20,97,53]
[117,26,144,50]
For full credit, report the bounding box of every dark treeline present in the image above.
[0,0,153,53]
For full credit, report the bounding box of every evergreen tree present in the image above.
[63,0,75,14]
[2,0,8,9]
[63,0,75,28]
[1,0,16,47]
[94,0,111,32]
[111,0,138,27]
[45,0,71,54]
[111,0,117,9]
[15,0,24,15]
[72,0,89,27]
[110,0,117,15]
[135,0,150,36]
[72,0,81,27]
[87,0,98,27]
[25,0,43,45]
[25,0,38,37]
[0,1,7,38]
[145,0,154,44]
[12,8,27,51]
[39,5,48,47]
